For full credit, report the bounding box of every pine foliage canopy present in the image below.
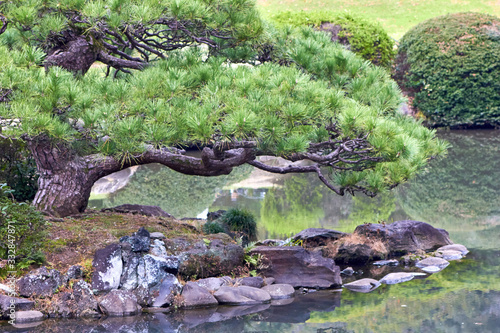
[0,0,447,207]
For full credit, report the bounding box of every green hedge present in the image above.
[394,12,500,127]
[270,11,395,68]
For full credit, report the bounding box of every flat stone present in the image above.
[344,278,381,292]
[0,295,35,319]
[13,310,44,323]
[103,204,173,218]
[237,276,264,288]
[436,244,469,255]
[421,266,442,273]
[181,282,218,309]
[380,272,420,285]
[416,257,450,269]
[98,290,142,317]
[150,232,166,240]
[292,228,346,247]
[195,277,225,292]
[435,250,463,261]
[373,259,399,266]
[214,286,271,305]
[261,284,295,299]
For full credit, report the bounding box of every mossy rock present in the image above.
[393,12,500,128]
[270,11,395,68]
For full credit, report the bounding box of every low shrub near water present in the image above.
[394,12,500,128]
[270,11,395,68]
[0,184,46,272]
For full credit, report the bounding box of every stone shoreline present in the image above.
[0,218,468,327]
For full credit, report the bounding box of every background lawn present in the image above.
[257,0,500,39]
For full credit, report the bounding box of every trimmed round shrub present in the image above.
[270,11,395,67]
[394,12,500,128]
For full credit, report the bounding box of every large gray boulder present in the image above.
[249,246,342,289]
[91,243,123,293]
[292,228,346,247]
[354,220,452,255]
[180,282,218,308]
[17,267,63,298]
[214,286,271,305]
[98,290,142,317]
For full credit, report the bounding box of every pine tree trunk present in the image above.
[27,137,101,217]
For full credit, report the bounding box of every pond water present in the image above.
[4,130,499,332]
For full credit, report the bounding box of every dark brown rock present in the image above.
[103,204,173,218]
[354,220,452,255]
[335,242,387,265]
[292,228,346,247]
[249,246,342,289]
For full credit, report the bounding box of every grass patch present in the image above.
[257,0,500,39]
[41,211,200,272]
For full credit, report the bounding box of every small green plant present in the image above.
[218,208,257,246]
[0,139,38,202]
[202,221,225,235]
[0,184,47,272]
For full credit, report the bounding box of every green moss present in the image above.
[394,12,500,127]
[270,11,396,68]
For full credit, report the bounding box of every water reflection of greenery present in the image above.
[308,250,500,332]
[260,174,324,238]
[94,163,252,218]
[397,130,500,248]
[258,173,397,238]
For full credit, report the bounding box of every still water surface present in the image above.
[5,130,500,332]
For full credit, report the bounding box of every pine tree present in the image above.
[0,0,447,217]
